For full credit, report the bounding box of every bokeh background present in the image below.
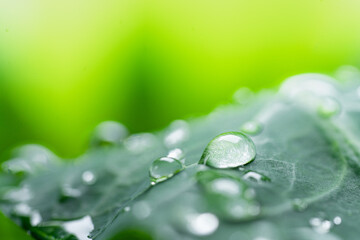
[1,0,360,238]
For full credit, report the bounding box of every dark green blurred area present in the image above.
[1,0,360,239]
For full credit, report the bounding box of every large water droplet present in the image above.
[149,157,184,184]
[241,121,263,135]
[62,215,94,240]
[200,132,256,169]
[185,212,219,236]
[317,97,341,118]
[164,120,190,147]
[92,121,128,146]
[243,171,271,183]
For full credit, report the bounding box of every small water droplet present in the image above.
[82,171,96,185]
[14,203,42,226]
[317,97,341,118]
[243,171,270,183]
[185,212,219,236]
[233,87,254,105]
[132,201,151,219]
[333,216,342,225]
[124,133,156,153]
[167,148,185,162]
[292,198,308,212]
[124,206,131,212]
[62,215,94,240]
[200,132,256,169]
[164,120,190,147]
[93,121,128,145]
[149,157,184,183]
[309,217,332,234]
[241,121,263,135]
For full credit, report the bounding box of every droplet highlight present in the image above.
[82,171,97,185]
[200,132,256,169]
[164,120,190,147]
[149,157,184,183]
[185,212,219,236]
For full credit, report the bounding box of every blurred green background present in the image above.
[1,0,360,239]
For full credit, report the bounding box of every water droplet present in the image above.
[317,97,341,118]
[292,198,308,212]
[164,120,190,147]
[233,87,254,105]
[124,133,157,153]
[124,206,131,212]
[132,201,151,219]
[241,121,263,135]
[309,218,332,234]
[280,73,338,99]
[82,171,97,185]
[93,121,128,145]
[167,148,185,162]
[149,157,184,183]
[333,216,342,225]
[185,212,219,236]
[243,171,271,183]
[62,215,94,240]
[200,132,256,168]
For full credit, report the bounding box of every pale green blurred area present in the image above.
[0,0,360,239]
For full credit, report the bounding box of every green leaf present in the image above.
[1,73,360,240]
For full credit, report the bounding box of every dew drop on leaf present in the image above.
[309,217,332,234]
[164,120,190,147]
[93,121,128,145]
[317,97,341,118]
[149,157,184,183]
[243,171,271,183]
[184,212,219,236]
[241,121,263,135]
[200,132,256,168]
[82,171,97,185]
